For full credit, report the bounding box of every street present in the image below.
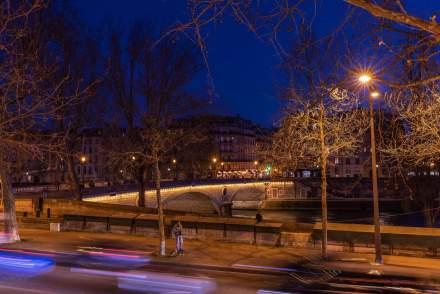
[0,229,438,293]
[0,246,438,294]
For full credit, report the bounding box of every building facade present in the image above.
[14,116,274,185]
[75,128,108,185]
[182,115,273,179]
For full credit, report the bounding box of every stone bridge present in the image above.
[85,181,293,215]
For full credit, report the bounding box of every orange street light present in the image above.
[254,160,258,166]
[358,74,372,84]
[212,157,217,163]
[362,75,382,265]
[131,155,136,161]
[80,156,87,163]
[172,159,177,164]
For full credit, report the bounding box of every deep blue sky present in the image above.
[73,0,438,127]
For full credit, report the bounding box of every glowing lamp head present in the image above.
[370,91,379,98]
[358,74,372,84]
[172,159,177,164]
[80,156,86,163]
[131,156,136,161]
[254,160,258,166]
[212,157,217,163]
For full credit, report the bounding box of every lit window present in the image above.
[302,170,311,177]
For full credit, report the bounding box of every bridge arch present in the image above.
[230,186,265,202]
[163,192,220,215]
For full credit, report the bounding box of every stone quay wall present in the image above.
[5,198,440,259]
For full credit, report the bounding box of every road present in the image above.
[0,229,438,293]
[0,252,438,294]
[0,259,296,294]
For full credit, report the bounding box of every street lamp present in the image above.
[371,91,379,98]
[79,155,87,191]
[211,157,218,179]
[254,161,259,179]
[172,159,177,180]
[358,74,372,84]
[359,73,382,265]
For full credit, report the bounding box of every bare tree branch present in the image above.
[345,0,440,37]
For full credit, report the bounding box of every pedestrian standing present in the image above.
[221,186,228,202]
[172,221,184,256]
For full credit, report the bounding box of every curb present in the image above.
[334,257,370,263]
[331,256,440,272]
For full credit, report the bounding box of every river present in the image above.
[232,209,440,228]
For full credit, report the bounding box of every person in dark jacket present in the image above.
[171,221,184,255]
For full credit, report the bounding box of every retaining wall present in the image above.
[58,213,440,258]
[58,213,282,246]
[6,199,440,258]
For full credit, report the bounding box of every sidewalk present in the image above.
[7,229,440,280]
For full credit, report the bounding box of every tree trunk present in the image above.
[0,168,20,242]
[154,154,166,256]
[137,165,146,207]
[423,194,435,227]
[424,208,434,227]
[66,155,81,200]
[319,100,328,259]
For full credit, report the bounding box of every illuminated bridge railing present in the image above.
[83,179,291,203]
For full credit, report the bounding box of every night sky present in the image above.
[74,1,439,127]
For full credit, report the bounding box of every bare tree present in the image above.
[140,33,202,255]
[381,86,440,226]
[106,24,150,207]
[345,0,440,37]
[270,27,369,258]
[344,1,440,88]
[107,24,203,255]
[275,90,367,258]
[373,1,440,226]
[41,2,102,200]
[0,0,91,240]
[164,1,439,91]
